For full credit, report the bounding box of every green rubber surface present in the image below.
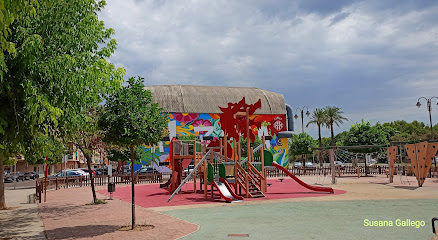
[163,199,437,240]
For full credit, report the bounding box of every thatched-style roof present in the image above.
[144,85,286,115]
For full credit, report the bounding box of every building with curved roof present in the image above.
[143,85,291,168]
[144,85,286,115]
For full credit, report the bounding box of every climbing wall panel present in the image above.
[405,141,433,186]
[387,146,397,178]
[423,143,438,185]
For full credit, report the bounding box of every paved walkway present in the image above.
[0,188,46,240]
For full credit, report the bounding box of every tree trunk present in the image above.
[330,122,335,146]
[318,124,322,168]
[0,158,7,210]
[85,153,97,203]
[130,144,136,230]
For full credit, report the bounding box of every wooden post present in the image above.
[387,149,393,183]
[219,138,223,158]
[337,165,341,177]
[356,168,360,178]
[194,140,197,192]
[233,139,236,161]
[329,148,335,184]
[234,139,238,195]
[238,138,241,165]
[246,108,250,163]
[245,172,249,198]
[261,136,265,193]
[204,161,207,200]
[211,183,214,198]
[194,153,197,193]
[224,134,227,162]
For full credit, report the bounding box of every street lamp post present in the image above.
[416,97,438,134]
[294,106,310,133]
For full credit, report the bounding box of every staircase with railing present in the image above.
[234,143,266,198]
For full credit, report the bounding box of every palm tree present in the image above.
[306,108,327,167]
[324,106,348,146]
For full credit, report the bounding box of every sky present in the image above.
[99,0,438,139]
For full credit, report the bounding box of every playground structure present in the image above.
[163,97,334,203]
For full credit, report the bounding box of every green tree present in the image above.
[99,76,167,230]
[24,134,65,165]
[324,106,348,146]
[337,120,395,175]
[306,108,326,166]
[382,120,430,141]
[239,137,263,158]
[0,0,38,79]
[0,0,124,210]
[337,120,394,151]
[289,132,315,165]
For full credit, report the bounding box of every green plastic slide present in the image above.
[264,150,274,166]
[207,163,214,182]
[219,164,226,179]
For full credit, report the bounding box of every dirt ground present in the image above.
[38,174,438,239]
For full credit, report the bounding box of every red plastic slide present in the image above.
[272,162,334,193]
[212,178,244,202]
[219,178,244,201]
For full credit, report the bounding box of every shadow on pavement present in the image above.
[0,207,45,240]
[45,225,119,239]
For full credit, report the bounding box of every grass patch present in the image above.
[86,199,107,205]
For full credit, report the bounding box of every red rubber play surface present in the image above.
[99,178,346,208]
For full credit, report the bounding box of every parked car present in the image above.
[122,165,131,174]
[334,161,345,168]
[305,162,315,168]
[79,168,96,175]
[24,171,39,180]
[294,162,302,168]
[135,167,160,174]
[4,172,25,182]
[96,168,117,175]
[367,159,377,166]
[95,169,105,175]
[49,169,88,178]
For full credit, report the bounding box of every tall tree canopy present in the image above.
[0,0,125,210]
[0,0,38,79]
[289,132,315,159]
[324,106,347,146]
[336,120,397,153]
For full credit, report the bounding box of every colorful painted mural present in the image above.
[137,112,289,169]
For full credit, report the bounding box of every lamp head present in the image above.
[305,110,310,117]
[416,101,421,108]
[294,114,298,119]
